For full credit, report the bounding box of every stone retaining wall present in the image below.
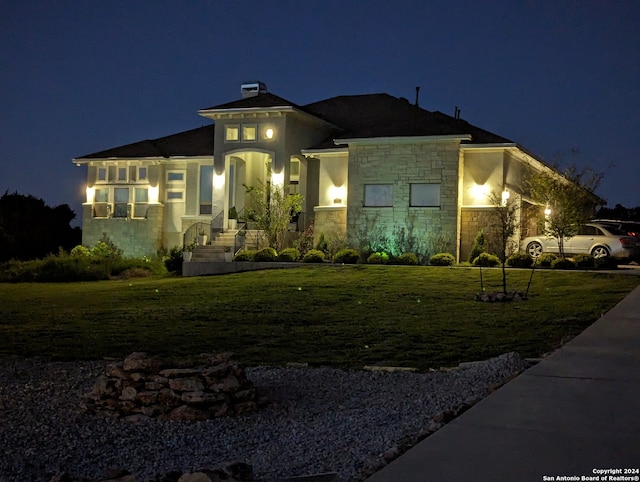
[84,352,262,421]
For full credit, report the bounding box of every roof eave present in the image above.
[334,134,472,146]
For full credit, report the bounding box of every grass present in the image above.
[0,265,638,371]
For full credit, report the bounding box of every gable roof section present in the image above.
[303,94,512,148]
[200,92,299,111]
[75,124,215,160]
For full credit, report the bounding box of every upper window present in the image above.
[167,190,184,201]
[225,125,239,141]
[96,167,107,182]
[138,166,148,181]
[242,125,257,141]
[364,184,393,207]
[410,183,441,207]
[167,171,185,183]
[117,167,128,182]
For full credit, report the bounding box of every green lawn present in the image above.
[1,265,637,370]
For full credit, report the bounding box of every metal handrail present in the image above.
[182,221,211,249]
[234,221,247,255]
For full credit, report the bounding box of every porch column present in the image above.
[212,157,227,233]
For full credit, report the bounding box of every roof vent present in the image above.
[241,81,267,98]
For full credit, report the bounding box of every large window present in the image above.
[114,188,129,218]
[133,188,148,218]
[410,183,441,207]
[199,165,213,214]
[364,184,393,207]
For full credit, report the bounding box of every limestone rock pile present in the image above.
[84,352,261,421]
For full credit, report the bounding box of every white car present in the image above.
[521,223,640,259]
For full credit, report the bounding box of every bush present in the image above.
[302,249,325,263]
[164,246,184,274]
[537,252,558,267]
[473,252,501,267]
[594,255,618,270]
[333,248,360,264]
[506,252,533,268]
[469,231,488,263]
[573,254,595,269]
[254,247,278,262]
[395,252,419,266]
[277,247,300,262]
[315,233,329,255]
[233,250,256,262]
[430,252,456,266]
[367,252,389,264]
[70,245,92,257]
[552,257,576,270]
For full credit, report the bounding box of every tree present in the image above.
[525,165,604,258]
[488,191,520,294]
[0,191,82,261]
[244,174,303,252]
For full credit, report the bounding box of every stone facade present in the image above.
[313,206,347,245]
[347,140,461,256]
[82,204,164,257]
[84,352,262,421]
[460,207,496,263]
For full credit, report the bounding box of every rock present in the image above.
[106,363,130,380]
[119,386,137,401]
[123,352,163,374]
[135,391,158,405]
[169,404,210,422]
[177,473,214,482]
[160,368,202,378]
[169,377,204,392]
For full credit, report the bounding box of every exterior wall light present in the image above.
[271,170,284,187]
[329,185,346,205]
[471,183,489,199]
[213,173,225,189]
[544,207,552,216]
[149,185,159,203]
[85,186,95,204]
[265,127,274,140]
[501,190,510,206]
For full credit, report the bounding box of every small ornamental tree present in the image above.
[488,191,520,294]
[525,164,604,258]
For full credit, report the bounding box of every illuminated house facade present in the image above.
[74,82,556,261]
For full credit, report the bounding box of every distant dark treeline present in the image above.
[0,191,81,262]
[595,204,640,221]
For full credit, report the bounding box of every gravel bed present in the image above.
[0,353,529,481]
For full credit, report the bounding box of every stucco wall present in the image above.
[346,140,461,258]
[81,204,164,257]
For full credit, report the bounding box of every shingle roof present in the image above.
[303,94,512,148]
[75,124,214,159]
[200,92,299,111]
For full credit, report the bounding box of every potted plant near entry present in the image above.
[224,246,233,262]
[228,206,238,230]
[197,227,208,246]
[183,242,196,262]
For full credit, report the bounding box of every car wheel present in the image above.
[591,246,610,258]
[526,241,543,258]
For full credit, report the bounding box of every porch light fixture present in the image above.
[501,190,510,206]
[264,127,275,140]
[544,207,552,216]
[471,183,489,198]
[329,184,346,205]
[271,170,284,187]
[213,173,225,189]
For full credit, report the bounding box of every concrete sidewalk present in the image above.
[367,285,640,482]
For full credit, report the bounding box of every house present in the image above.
[73,81,558,262]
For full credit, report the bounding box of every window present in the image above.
[95,188,109,203]
[242,125,257,141]
[167,171,185,183]
[117,167,127,182]
[167,190,184,201]
[225,125,239,141]
[93,188,109,217]
[199,165,213,214]
[410,183,441,207]
[97,167,107,182]
[364,184,393,207]
[133,188,148,218]
[114,187,129,218]
[138,166,148,181]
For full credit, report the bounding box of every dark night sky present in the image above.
[2,0,639,223]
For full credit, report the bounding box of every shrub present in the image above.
[302,249,325,263]
[277,247,300,262]
[537,252,558,267]
[367,252,389,264]
[552,257,576,270]
[254,247,278,262]
[469,231,488,263]
[573,254,595,269]
[315,233,329,255]
[233,250,256,262]
[164,246,184,274]
[594,255,618,270]
[333,248,360,264]
[70,245,92,257]
[430,252,456,266]
[395,252,419,266]
[473,253,501,267]
[506,252,533,268]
